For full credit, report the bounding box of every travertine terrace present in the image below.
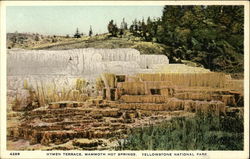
[7,48,244,150]
[8,48,169,76]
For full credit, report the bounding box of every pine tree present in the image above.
[74,28,81,38]
[89,25,93,37]
[141,18,147,39]
[108,20,118,37]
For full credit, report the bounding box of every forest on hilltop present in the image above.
[123,6,244,73]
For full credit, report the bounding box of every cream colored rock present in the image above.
[7,48,169,76]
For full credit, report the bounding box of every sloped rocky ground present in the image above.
[7,99,194,150]
[7,83,243,150]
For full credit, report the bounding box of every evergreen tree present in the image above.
[89,25,93,37]
[108,20,118,37]
[141,18,147,40]
[146,17,153,41]
[74,28,81,38]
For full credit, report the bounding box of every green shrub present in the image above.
[117,114,243,150]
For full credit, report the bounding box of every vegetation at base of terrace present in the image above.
[116,113,243,150]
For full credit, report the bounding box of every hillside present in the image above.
[7,31,168,55]
[7,30,244,77]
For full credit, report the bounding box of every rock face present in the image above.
[7,48,169,111]
[7,48,169,76]
[101,72,244,120]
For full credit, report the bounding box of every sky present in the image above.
[7,6,164,36]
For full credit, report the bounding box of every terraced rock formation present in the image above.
[7,49,244,150]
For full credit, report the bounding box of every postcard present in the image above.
[0,1,249,159]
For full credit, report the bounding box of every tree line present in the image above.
[107,6,244,73]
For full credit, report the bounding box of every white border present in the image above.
[0,1,249,159]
